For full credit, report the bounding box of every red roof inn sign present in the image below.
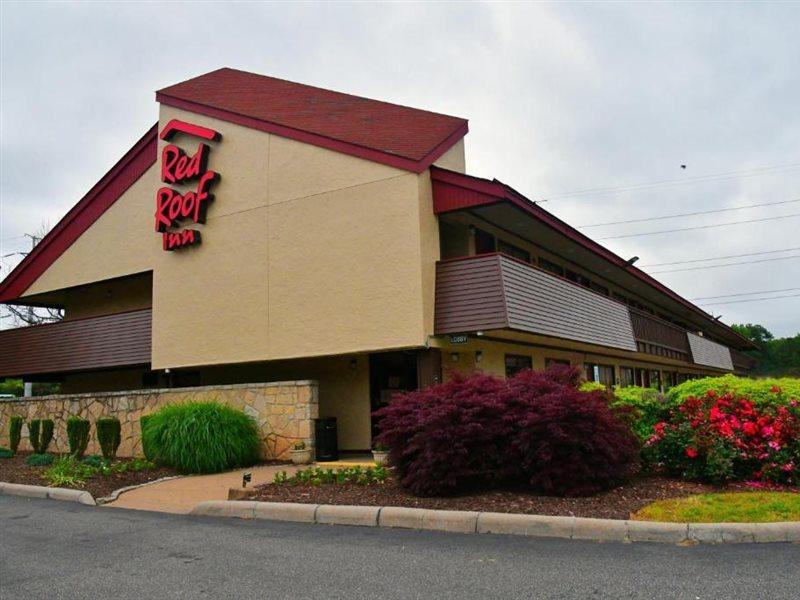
[155,120,221,251]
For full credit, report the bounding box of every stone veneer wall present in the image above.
[0,381,318,460]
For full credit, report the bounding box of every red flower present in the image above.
[685,447,699,459]
[770,386,781,394]
[742,421,758,436]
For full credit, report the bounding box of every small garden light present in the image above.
[242,471,252,488]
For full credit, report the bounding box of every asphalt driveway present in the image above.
[1,495,798,599]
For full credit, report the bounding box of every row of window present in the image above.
[504,354,701,391]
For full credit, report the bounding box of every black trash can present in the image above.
[315,417,339,462]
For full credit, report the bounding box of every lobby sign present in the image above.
[155,119,221,251]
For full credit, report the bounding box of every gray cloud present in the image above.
[1,2,797,335]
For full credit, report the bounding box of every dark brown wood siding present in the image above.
[629,309,691,360]
[434,255,510,334]
[731,349,757,373]
[0,309,151,377]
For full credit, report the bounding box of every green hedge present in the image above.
[141,401,260,474]
[667,375,800,407]
[96,418,121,460]
[66,418,91,458]
[28,419,54,454]
[608,386,670,441]
[9,416,23,454]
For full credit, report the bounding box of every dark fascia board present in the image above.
[0,125,159,303]
[157,93,469,174]
[430,166,757,350]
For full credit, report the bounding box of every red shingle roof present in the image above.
[156,68,468,172]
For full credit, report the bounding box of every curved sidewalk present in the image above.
[106,464,297,514]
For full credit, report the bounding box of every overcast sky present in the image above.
[1,2,798,337]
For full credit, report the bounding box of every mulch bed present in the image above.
[248,476,719,520]
[0,452,178,500]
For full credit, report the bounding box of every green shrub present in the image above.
[142,401,260,474]
[43,456,97,488]
[610,387,671,441]
[579,381,607,393]
[82,455,106,468]
[668,375,800,407]
[9,416,23,453]
[28,419,54,454]
[140,415,154,460]
[274,465,389,486]
[0,446,13,459]
[95,418,121,460]
[66,418,91,458]
[26,453,55,467]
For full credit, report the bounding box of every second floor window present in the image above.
[497,239,531,262]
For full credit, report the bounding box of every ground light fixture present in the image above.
[242,472,252,488]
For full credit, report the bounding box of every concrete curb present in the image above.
[189,500,800,544]
[0,482,96,506]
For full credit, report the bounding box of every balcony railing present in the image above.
[628,309,691,362]
[434,253,741,370]
[0,308,152,378]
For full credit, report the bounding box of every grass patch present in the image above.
[632,491,800,523]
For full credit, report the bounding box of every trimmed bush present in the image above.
[9,416,23,454]
[0,447,12,459]
[28,419,54,454]
[668,375,800,407]
[82,455,106,468]
[376,365,639,497]
[142,401,260,474]
[140,415,154,460]
[376,372,514,496]
[96,418,121,460]
[26,453,55,467]
[609,387,671,441]
[66,418,91,458]
[507,370,640,496]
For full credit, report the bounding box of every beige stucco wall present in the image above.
[62,275,152,320]
[0,381,318,460]
[432,138,466,172]
[20,104,459,370]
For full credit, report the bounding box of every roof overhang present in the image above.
[0,124,158,303]
[430,166,757,351]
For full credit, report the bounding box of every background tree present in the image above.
[732,323,800,377]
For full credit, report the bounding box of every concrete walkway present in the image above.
[106,464,298,514]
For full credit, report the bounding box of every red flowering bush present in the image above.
[647,390,800,485]
[375,365,639,497]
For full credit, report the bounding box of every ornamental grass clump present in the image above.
[376,365,640,497]
[28,419,54,454]
[66,418,91,458]
[9,416,23,454]
[141,401,260,474]
[647,391,800,485]
[95,418,121,460]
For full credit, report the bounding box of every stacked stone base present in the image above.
[0,381,318,460]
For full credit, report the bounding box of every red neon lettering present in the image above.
[160,119,221,142]
[154,171,219,233]
[161,143,209,184]
[162,229,200,251]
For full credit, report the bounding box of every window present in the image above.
[565,269,591,288]
[649,370,662,391]
[474,228,496,254]
[538,257,564,277]
[590,282,609,296]
[505,354,533,377]
[619,366,635,388]
[545,358,570,368]
[635,368,650,388]
[497,239,531,262]
[585,363,615,387]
